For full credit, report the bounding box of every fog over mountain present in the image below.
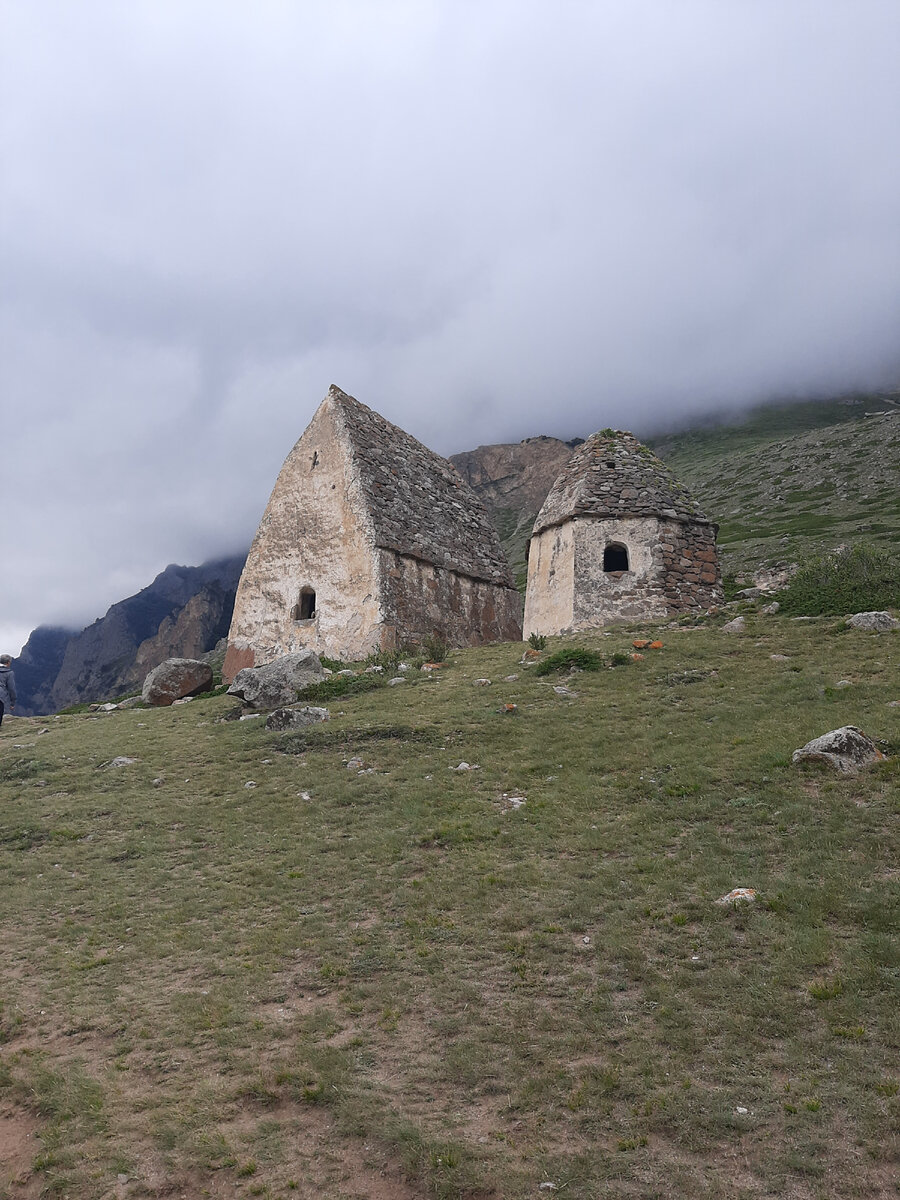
[3,1,899,654]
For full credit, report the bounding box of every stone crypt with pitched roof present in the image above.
[223,385,523,678]
[523,429,723,637]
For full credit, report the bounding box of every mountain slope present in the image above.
[15,556,245,715]
[450,435,583,588]
[651,402,900,577]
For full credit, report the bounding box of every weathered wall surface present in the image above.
[572,516,671,627]
[523,516,723,636]
[522,523,575,638]
[658,520,723,612]
[224,399,383,678]
[379,551,523,649]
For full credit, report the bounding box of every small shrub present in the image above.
[533,648,605,676]
[422,633,450,664]
[777,543,900,616]
[527,633,547,651]
[610,652,631,667]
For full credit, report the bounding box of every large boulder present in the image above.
[265,706,329,731]
[792,726,885,774]
[142,658,214,707]
[847,611,899,632]
[227,650,326,709]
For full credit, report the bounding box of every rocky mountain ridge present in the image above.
[16,557,244,716]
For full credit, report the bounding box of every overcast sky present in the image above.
[3,0,899,655]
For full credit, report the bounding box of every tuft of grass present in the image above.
[299,673,387,702]
[532,647,606,675]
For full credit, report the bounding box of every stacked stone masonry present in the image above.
[524,429,723,637]
[224,386,522,679]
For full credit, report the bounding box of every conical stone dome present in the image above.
[532,430,713,535]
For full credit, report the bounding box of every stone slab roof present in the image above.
[532,429,714,535]
[330,386,515,587]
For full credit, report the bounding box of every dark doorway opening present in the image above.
[603,544,629,572]
[291,587,316,620]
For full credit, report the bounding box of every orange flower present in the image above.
[632,639,649,649]
[630,652,644,661]
[649,641,664,650]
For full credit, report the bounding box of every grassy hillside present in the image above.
[650,398,900,579]
[2,612,898,1198]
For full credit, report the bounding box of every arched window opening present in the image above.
[603,543,629,572]
[291,587,316,621]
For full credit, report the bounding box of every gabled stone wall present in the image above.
[224,386,523,679]
[223,398,384,678]
[378,549,523,649]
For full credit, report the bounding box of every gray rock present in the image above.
[117,695,143,709]
[761,601,780,615]
[792,726,885,774]
[722,616,746,633]
[142,658,214,707]
[388,676,406,686]
[265,706,330,731]
[227,650,325,708]
[847,611,899,632]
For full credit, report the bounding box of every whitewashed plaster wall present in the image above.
[224,397,383,675]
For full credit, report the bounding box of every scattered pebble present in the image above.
[388,676,406,686]
[835,680,852,688]
[109,756,137,767]
[736,1106,750,1115]
[244,781,257,789]
[502,793,526,810]
[553,685,577,697]
[473,678,491,686]
[715,888,756,906]
[346,757,365,770]
[504,673,519,681]
[299,791,312,800]
[452,762,479,771]
[239,713,263,721]
[770,654,790,662]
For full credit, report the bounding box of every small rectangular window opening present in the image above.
[603,544,629,572]
[291,587,316,620]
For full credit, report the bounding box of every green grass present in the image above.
[650,400,900,579]
[777,543,900,616]
[1,618,898,1198]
